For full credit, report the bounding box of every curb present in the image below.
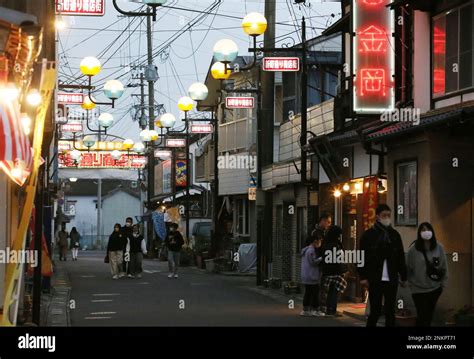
[45,261,71,327]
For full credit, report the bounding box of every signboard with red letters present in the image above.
[166,139,186,148]
[190,124,214,134]
[352,0,395,114]
[61,123,83,133]
[57,93,84,105]
[225,97,254,109]
[55,0,105,16]
[59,152,146,169]
[262,57,300,72]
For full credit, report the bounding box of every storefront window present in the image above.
[432,2,474,97]
[395,160,417,226]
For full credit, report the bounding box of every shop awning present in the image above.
[0,99,33,186]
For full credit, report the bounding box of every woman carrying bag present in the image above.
[407,222,448,326]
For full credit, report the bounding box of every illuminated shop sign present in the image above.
[57,93,84,105]
[59,152,145,169]
[225,97,254,109]
[353,0,395,114]
[262,57,300,72]
[56,0,105,16]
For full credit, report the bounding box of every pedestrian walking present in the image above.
[122,217,134,274]
[106,224,127,280]
[128,224,147,278]
[55,224,69,261]
[165,223,184,278]
[70,227,81,261]
[320,225,348,316]
[358,204,408,327]
[407,222,448,326]
[300,232,325,317]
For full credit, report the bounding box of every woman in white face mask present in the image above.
[407,222,448,326]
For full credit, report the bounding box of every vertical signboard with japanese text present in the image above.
[353,0,395,114]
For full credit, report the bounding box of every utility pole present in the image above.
[97,127,102,249]
[256,0,276,285]
[146,9,155,253]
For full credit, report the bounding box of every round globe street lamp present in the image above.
[213,39,239,69]
[98,113,114,133]
[133,142,146,154]
[112,0,168,22]
[188,82,208,102]
[111,150,122,161]
[104,80,125,100]
[80,56,124,108]
[70,149,82,166]
[81,95,96,111]
[242,12,268,37]
[140,129,152,143]
[178,96,194,113]
[160,113,176,129]
[211,62,232,81]
[122,139,135,151]
[82,135,96,151]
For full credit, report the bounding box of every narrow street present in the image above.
[65,252,361,327]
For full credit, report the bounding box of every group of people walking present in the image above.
[300,204,448,326]
[55,225,81,261]
[106,217,185,280]
[106,217,147,280]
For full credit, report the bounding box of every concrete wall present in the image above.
[66,196,97,249]
[102,191,140,240]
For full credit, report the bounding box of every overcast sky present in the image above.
[58,0,341,143]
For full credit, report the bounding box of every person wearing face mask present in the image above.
[407,222,448,326]
[128,224,147,279]
[165,223,185,278]
[122,217,134,275]
[358,204,408,326]
[106,224,127,280]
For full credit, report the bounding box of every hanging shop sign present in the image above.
[225,97,254,109]
[57,92,84,105]
[55,0,105,16]
[262,57,300,72]
[58,140,126,151]
[166,139,186,148]
[154,150,172,159]
[60,123,83,133]
[58,151,146,169]
[361,176,378,230]
[352,0,395,114]
[190,124,214,134]
[175,159,187,187]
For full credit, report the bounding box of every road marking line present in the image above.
[84,317,112,320]
[89,312,116,315]
[92,293,120,296]
[91,299,113,303]
[81,275,96,278]
[137,282,149,285]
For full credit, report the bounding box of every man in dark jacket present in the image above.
[358,204,408,327]
[165,223,185,279]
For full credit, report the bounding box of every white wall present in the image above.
[66,195,97,245]
[102,191,140,237]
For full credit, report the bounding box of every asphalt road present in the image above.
[65,251,362,327]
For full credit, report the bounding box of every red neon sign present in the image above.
[59,152,145,169]
[360,69,386,96]
[358,25,387,53]
[353,0,394,113]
